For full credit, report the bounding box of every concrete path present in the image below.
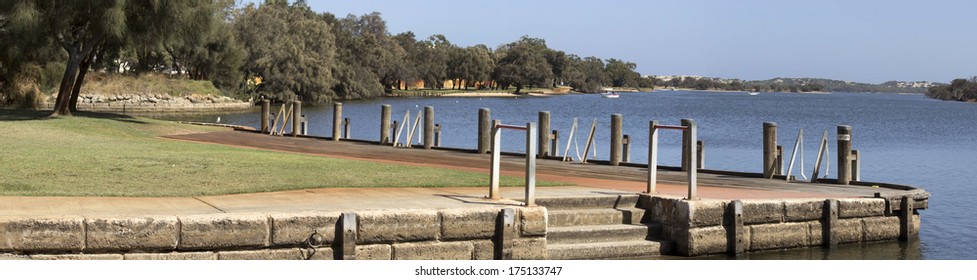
[2,129,923,217]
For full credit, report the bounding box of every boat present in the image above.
[748,92,760,96]
[601,90,620,99]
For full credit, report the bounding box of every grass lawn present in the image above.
[0,110,554,197]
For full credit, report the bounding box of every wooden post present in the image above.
[495,208,515,260]
[763,122,778,178]
[622,134,631,163]
[822,199,839,247]
[538,111,550,157]
[332,102,343,141]
[837,125,853,185]
[338,212,357,260]
[343,118,350,139]
[551,130,560,157]
[260,99,270,133]
[726,200,745,255]
[776,145,784,175]
[899,196,916,241]
[380,104,392,144]
[697,140,705,169]
[424,106,434,149]
[683,119,698,200]
[851,150,860,182]
[478,108,491,154]
[610,114,623,166]
[300,115,308,136]
[291,101,302,137]
[434,124,442,147]
[648,120,659,194]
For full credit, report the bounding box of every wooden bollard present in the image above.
[697,140,705,169]
[822,199,839,247]
[763,122,778,178]
[343,118,350,139]
[610,114,623,166]
[391,120,398,142]
[380,104,391,144]
[851,150,860,181]
[495,208,515,260]
[300,115,308,136]
[622,134,631,163]
[434,124,442,147]
[291,101,302,137]
[899,196,916,241]
[332,102,343,141]
[338,212,357,260]
[837,125,853,185]
[538,111,550,157]
[260,99,270,133]
[424,106,434,149]
[550,130,560,157]
[478,108,491,154]
[776,145,784,175]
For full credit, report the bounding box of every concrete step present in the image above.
[534,194,640,210]
[548,207,646,227]
[547,224,654,245]
[547,240,662,260]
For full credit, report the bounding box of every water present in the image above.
[167,91,977,260]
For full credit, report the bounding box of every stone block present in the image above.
[742,201,785,224]
[512,237,547,260]
[86,216,179,252]
[749,222,809,251]
[124,252,217,260]
[835,218,863,244]
[646,197,725,228]
[355,244,391,260]
[441,208,498,240]
[683,225,727,256]
[688,200,726,227]
[838,198,885,218]
[301,247,334,260]
[862,216,900,242]
[0,216,85,253]
[472,240,495,260]
[218,249,304,260]
[519,207,547,237]
[178,214,270,250]
[357,210,439,243]
[806,221,823,246]
[785,200,824,222]
[31,254,123,260]
[270,211,339,246]
[392,241,474,260]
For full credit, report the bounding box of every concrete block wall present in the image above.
[639,195,920,257]
[0,207,547,260]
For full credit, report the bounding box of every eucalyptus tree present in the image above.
[562,55,608,93]
[416,34,451,89]
[493,36,554,93]
[235,1,336,102]
[392,32,420,90]
[605,58,640,88]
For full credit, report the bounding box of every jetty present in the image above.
[0,101,929,260]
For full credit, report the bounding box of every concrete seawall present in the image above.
[0,207,546,260]
[1,194,921,259]
[638,195,921,256]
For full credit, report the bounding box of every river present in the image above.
[163,90,977,260]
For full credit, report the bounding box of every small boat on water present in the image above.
[748,92,760,96]
[601,91,620,99]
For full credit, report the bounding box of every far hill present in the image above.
[649,75,944,93]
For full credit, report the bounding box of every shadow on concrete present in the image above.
[433,194,523,206]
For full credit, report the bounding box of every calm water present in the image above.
[166,91,977,260]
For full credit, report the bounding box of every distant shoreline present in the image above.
[653,87,830,94]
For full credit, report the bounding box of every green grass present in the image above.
[0,110,557,197]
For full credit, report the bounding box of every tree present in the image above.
[562,55,607,93]
[493,36,554,93]
[416,34,451,89]
[235,2,336,102]
[605,59,640,88]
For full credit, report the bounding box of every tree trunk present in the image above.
[68,50,96,112]
[52,48,82,117]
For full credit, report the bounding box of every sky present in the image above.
[273,0,976,84]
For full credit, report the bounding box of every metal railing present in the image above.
[488,121,538,206]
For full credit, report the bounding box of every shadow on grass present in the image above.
[0,109,148,124]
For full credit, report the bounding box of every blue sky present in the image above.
[276,0,976,83]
